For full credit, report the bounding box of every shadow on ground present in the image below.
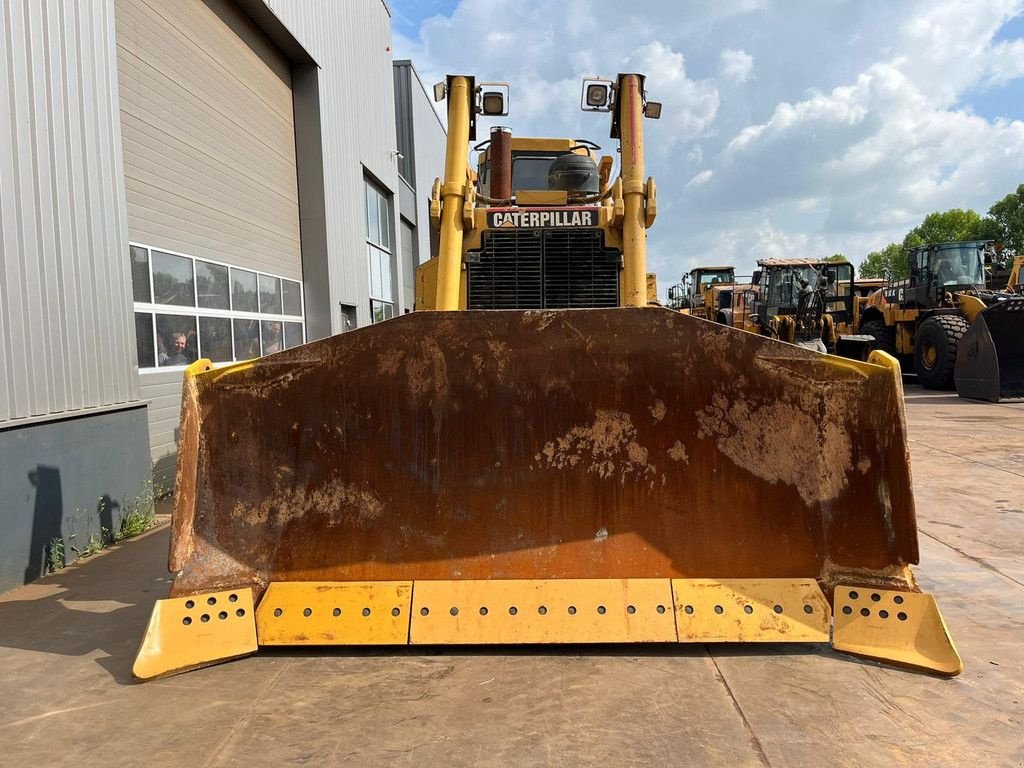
[0,525,173,685]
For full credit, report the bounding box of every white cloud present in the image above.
[686,169,714,187]
[626,42,720,148]
[984,37,1024,85]
[394,0,1024,283]
[719,48,753,83]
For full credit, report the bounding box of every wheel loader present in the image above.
[856,240,1024,402]
[666,266,735,318]
[133,73,961,681]
[714,257,872,356]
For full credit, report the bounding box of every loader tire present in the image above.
[860,319,897,358]
[914,315,968,389]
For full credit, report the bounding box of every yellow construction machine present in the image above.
[134,73,961,681]
[856,241,1024,402]
[1007,255,1024,294]
[715,257,871,356]
[666,266,736,319]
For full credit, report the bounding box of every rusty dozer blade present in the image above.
[955,297,1024,402]
[135,308,961,679]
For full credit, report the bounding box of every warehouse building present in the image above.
[0,0,444,592]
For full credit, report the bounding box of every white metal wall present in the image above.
[0,0,139,426]
[266,0,404,328]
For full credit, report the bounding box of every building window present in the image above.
[365,179,394,322]
[339,303,358,332]
[129,243,306,371]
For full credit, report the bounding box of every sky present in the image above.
[389,0,1024,286]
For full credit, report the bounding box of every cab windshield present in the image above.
[511,154,557,190]
[766,263,851,308]
[697,270,733,287]
[931,245,985,288]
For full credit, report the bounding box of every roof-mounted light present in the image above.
[581,77,613,112]
[476,82,510,116]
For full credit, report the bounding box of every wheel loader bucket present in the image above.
[955,297,1024,402]
[134,308,961,679]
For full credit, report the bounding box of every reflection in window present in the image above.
[233,319,261,359]
[231,268,258,312]
[284,321,304,349]
[511,155,556,190]
[155,314,198,367]
[366,184,381,246]
[135,312,154,368]
[371,299,394,324]
[196,261,230,309]
[378,197,390,250]
[369,245,383,299]
[199,316,233,362]
[282,280,302,316]
[261,320,283,355]
[131,244,306,370]
[368,245,393,303]
[365,180,390,249]
[258,274,282,314]
[131,246,151,303]
[152,250,195,306]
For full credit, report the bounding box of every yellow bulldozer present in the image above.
[856,241,1024,402]
[134,73,961,681]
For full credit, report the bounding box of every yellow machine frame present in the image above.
[417,75,656,311]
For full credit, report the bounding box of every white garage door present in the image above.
[116,0,301,276]
[115,0,303,477]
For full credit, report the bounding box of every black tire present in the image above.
[914,315,969,389]
[860,319,897,357]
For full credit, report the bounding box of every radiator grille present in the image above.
[467,229,621,309]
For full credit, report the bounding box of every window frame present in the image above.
[130,242,306,373]
[364,178,395,322]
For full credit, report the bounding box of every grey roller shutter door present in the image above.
[115,0,301,473]
[116,0,301,278]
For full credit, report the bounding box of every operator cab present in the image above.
[754,259,855,325]
[899,241,992,309]
[913,241,987,293]
[476,138,609,201]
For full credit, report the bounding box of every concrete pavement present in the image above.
[1,385,1022,767]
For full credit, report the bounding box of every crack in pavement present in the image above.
[203,659,293,768]
[707,649,772,767]
[919,529,1024,590]
[908,440,1024,479]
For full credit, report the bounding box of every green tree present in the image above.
[822,253,846,262]
[902,208,984,249]
[859,243,908,281]
[987,183,1024,254]
[973,215,1003,243]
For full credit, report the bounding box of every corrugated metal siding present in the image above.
[393,61,447,310]
[0,0,139,426]
[393,64,415,186]
[408,65,447,267]
[115,0,301,279]
[266,0,403,325]
[139,369,182,469]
